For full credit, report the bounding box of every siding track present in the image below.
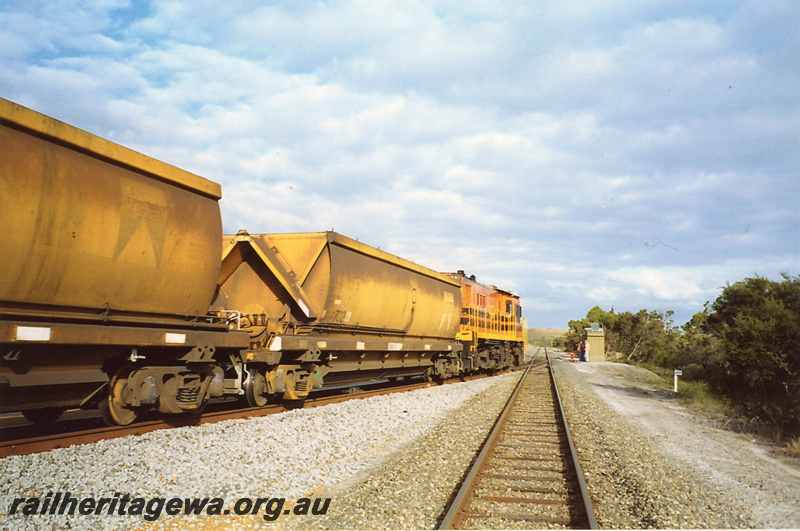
[440,348,596,529]
[0,370,519,457]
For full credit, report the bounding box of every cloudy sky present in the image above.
[2,0,798,329]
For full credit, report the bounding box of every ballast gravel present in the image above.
[553,355,800,530]
[3,348,800,530]
[0,373,520,530]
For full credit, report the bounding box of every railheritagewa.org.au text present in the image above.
[8,492,331,522]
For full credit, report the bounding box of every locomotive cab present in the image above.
[446,271,524,373]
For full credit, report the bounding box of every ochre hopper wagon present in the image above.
[0,98,249,425]
[213,231,464,405]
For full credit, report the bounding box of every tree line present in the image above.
[554,273,800,438]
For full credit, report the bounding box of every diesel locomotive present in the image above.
[0,98,524,426]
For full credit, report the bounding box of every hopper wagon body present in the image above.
[214,231,464,404]
[0,98,249,425]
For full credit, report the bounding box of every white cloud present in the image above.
[611,268,704,300]
[1,0,797,329]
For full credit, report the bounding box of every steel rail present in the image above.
[438,347,597,529]
[0,367,525,458]
[547,349,598,529]
[438,352,542,529]
[0,380,438,458]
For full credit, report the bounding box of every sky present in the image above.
[2,0,798,329]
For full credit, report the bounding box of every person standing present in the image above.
[584,338,591,362]
[577,340,586,362]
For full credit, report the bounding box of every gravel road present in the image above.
[554,353,800,529]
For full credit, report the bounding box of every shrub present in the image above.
[705,274,800,436]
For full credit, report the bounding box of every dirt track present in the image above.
[561,357,800,529]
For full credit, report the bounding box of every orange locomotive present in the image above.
[446,271,525,373]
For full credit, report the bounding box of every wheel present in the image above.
[22,407,65,425]
[99,367,142,426]
[245,368,268,407]
[187,399,208,416]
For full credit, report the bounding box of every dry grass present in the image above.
[786,437,800,458]
[526,328,568,346]
[636,363,800,448]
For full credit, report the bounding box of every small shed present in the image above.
[584,323,605,362]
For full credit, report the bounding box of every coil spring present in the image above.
[295,379,309,394]
[177,387,200,404]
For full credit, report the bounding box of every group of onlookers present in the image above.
[576,339,590,362]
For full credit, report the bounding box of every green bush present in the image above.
[704,274,800,436]
[561,273,800,437]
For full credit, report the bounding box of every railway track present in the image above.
[0,369,521,458]
[0,380,433,458]
[439,349,596,529]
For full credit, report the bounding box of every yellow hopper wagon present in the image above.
[0,98,250,425]
[0,98,524,427]
[213,231,464,405]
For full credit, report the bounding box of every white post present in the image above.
[673,369,682,393]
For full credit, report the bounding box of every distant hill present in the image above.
[527,328,568,346]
